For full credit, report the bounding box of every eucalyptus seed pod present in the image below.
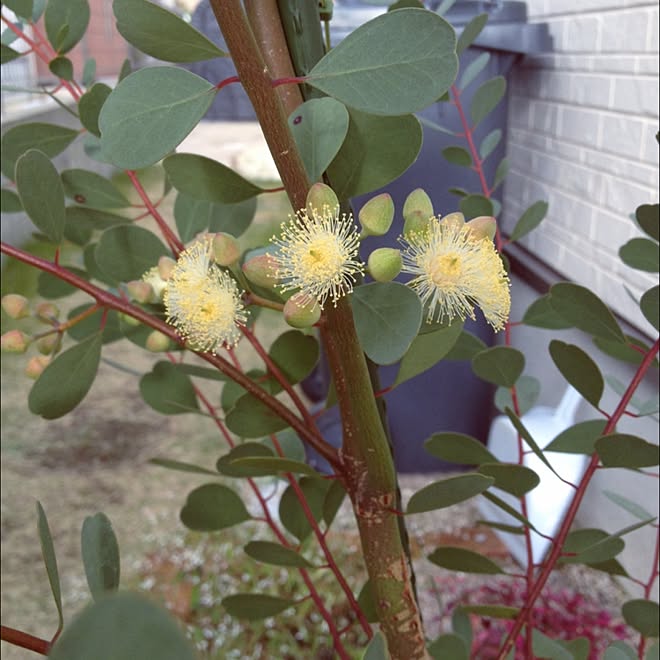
[359,193,395,237]
[368,247,402,282]
[306,182,339,213]
[283,294,321,329]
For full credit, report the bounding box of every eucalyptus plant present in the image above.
[1,1,658,659]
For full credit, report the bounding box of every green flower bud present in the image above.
[306,183,339,214]
[35,334,59,355]
[403,188,433,225]
[118,312,141,327]
[145,330,172,352]
[242,253,278,288]
[283,294,321,329]
[127,280,156,304]
[359,193,394,237]
[1,329,30,353]
[403,209,433,238]
[25,355,51,380]
[368,248,402,283]
[466,215,497,241]
[441,211,465,230]
[2,293,30,319]
[34,302,59,323]
[212,232,241,267]
[157,256,176,281]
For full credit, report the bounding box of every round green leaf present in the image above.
[494,375,540,415]
[163,153,263,203]
[472,346,525,388]
[244,541,315,568]
[549,340,604,409]
[395,320,464,385]
[407,473,494,514]
[429,633,468,660]
[217,443,275,478]
[1,44,22,65]
[45,0,89,54]
[225,393,290,438]
[548,282,625,343]
[139,361,200,415]
[268,330,319,387]
[222,593,295,621]
[48,592,196,660]
[357,580,379,623]
[424,432,498,465]
[604,641,638,660]
[443,329,487,359]
[326,109,422,199]
[81,512,120,601]
[262,429,306,463]
[38,266,88,299]
[560,528,625,565]
[470,76,506,127]
[288,98,349,183]
[95,225,169,282]
[61,169,131,209]
[596,433,659,468]
[307,9,457,116]
[180,483,250,531]
[428,546,504,574]
[1,122,79,180]
[99,67,216,170]
[279,477,330,542]
[522,294,573,329]
[544,419,608,454]
[509,200,548,242]
[28,333,102,419]
[78,83,112,137]
[531,629,573,660]
[477,463,540,497]
[352,281,423,365]
[641,285,659,331]
[114,0,226,62]
[442,146,472,167]
[15,149,66,244]
[364,631,390,660]
[636,204,659,242]
[646,642,659,660]
[620,238,660,272]
[49,55,73,80]
[459,193,494,219]
[1,187,22,213]
[3,0,33,20]
[479,129,502,161]
[623,599,659,638]
[593,334,653,365]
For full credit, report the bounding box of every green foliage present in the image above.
[81,512,120,601]
[471,76,506,127]
[622,599,660,638]
[363,632,390,660]
[139,361,200,415]
[428,546,504,574]
[544,419,608,454]
[36,501,64,630]
[509,200,549,241]
[596,433,659,468]
[279,477,330,541]
[180,483,251,531]
[472,346,525,387]
[406,473,494,514]
[549,340,604,408]
[244,540,316,568]
[429,633,469,659]
[221,593,296,621]
[45,0,89,54]
[78,83,112,137]
[477,462,540,497]
[61,169,131,209]
[424,432,498,465]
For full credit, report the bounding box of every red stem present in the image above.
[1,626,50,656]
[215,75,240,90]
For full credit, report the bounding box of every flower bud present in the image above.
[118,312,141,327]
[35,334,60,355]
[403,188,433,225]
[25,355,51,380]
[403,210,432,238]
[127,280,156,304]
[306,183,339,214]
[242,253,278,288]
[157,256,176,281]
[441,211,465,231]
[466,215,497,241]
[283,294,321,329]
[145,330,172,352]
[34,302,59,323]
[368,248,402,283]
[1,329,30,353]
[212,232,241,267]
[359,193,394,237]
[2,294,30,319]
[141,266,167,301]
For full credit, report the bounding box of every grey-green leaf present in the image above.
[407,473,494,514]
[28,333,102,419]
[456,12,488,54]
[140,361,200,415]
[478,462,540,497]
[45,0,89,54]
[61,169,131,209]
[244,541,315,568]
[509,200,548,242]
[307,9,457,116]
[15,149,66,244]
[622,599,659,638]
[81,512,120,601]
[494,375,540,416]
[113,0,226,62]
[544,419,607,454]
[635,203,659,242]
[222,594,295,621]
[596,433,659,468]
[428,546,504,574]
[549,340,604,408]
[180,483,250,531]
[78,83,112,137]
[99,67,216,169]
[641,285,659,331]
[442,145,472,167]
[425,432,498,465]
[352,282,423,365]
[289,98,349,183]
[479,129,502,160]
[619,238,660,272]
[458,51,490,90]
[225,393,290,438]
[363,631,390,660]
[472,346,525,388]
[471,76,506,127]
[522,294,573,329]
[36,501,63,630]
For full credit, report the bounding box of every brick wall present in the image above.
[502,1,659,334]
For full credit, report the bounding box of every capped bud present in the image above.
[2,293,30,319]
[368,248,402,283]
[157,256,176,281]
[283,294,321,329]
[359,193,394,237]
[403,188,433,225]
[403,209,433,238]
[466,215,497,241]
[126,280,156,304]
[212,232,241,267]
[35,334,60,355]
[145,330,172,352]
[34,302,59,323]
[25,355,51,380]
[306,183,339,214]
[118,312,141,327]
[242,253,278,288]
[141,266,167,301]
[1,329,30,353]
[441,211,465,231]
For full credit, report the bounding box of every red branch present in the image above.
[1,625,50,656]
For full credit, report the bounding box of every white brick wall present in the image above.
[502,2,659,333]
